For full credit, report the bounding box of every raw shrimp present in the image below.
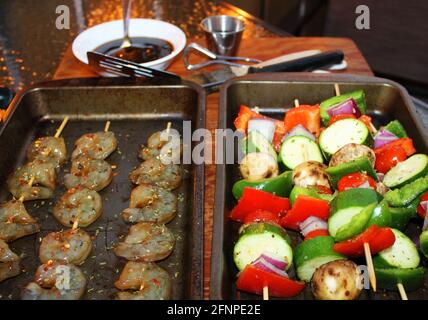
[39,229,92,265]
[7,160,57,201]
[0,240,20,282]
[53,187,102,227]
[129,157,182,190]
[64,156,113,191]
[0,200,40,242]
[21,262,86,300]
[139,129,181,163]
[121,185,177,224]
[71,131,118,160]
[114,222,175,262]
[27,136,67,166]
[115,261,171,300]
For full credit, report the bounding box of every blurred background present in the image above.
[0,0,427,102]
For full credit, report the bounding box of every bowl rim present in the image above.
[72,18,187,67]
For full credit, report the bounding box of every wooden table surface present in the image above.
[54,36,373,299]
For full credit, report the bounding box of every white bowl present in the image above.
[72,19,187,73]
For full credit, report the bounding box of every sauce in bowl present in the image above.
[95,37,173,63]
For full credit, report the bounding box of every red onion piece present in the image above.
[299,216,328,237]
[284,124,316,142]
[326,98,360,118]
[373,128,399,149]
[256,253,288,270]
[377,172,385,182]
[252,257,289,278]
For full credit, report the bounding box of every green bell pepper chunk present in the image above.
[383,120,408,138]
[420,230,428,259]
[232,171,293,200]
[289,185,336,206]
[375,267,425,291]
[320,89,366,126]
[367,200,392,228]
[385,174,428,207]
[326,156,378,188]
[335,202,377,242]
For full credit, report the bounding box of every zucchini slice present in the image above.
[294,236,345,282]
[280,136,323,169]
[233,222,293,271]
[241,131,278,161]
[319,119,371,158]
[373,229,420,269]
[375,267,425,291]
[383,154,428,188]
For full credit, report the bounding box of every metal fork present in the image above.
[87,51,181,80]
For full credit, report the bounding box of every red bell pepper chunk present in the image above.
[280,195,330,231]
[243,209,281,225]
[417,191,428,219]
[329,113,356,125]
[284,104,321,137]
[304,229,329,241]
[333,225,396,257]
[230,188,290,222]
[236,264,305,298]
[233,105,287,152]
[374,137,416,157]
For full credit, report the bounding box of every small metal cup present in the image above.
[201,15,245,56]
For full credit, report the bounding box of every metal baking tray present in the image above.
[211,73,428,300]
[0,77,205,300]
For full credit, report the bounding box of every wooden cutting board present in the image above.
[54,36,373,299]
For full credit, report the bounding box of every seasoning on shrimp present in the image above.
[115,261,172,300]
[53,187,102,228]
[7,160,57,201]
[129,157,182,190]
[113,222,175,262]
[0,200,40,242]
[39,229,92,265]
[0,240,21,282]
[21,262,86,300]
[71,131,118,160]
[27,136,67,166]
[64,156,113,191]
[121,184,177,224]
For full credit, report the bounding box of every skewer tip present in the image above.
[334,83,341,96]
[54,116,69,138]
[294,99,300,108]
[263,286,269,300]
[104,121,111,132]
[363,242,377,292]
[397,283,408,300]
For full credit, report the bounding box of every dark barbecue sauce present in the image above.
[95,37,173,63]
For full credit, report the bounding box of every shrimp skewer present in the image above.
[0,199,40,242]
[121,185,177,224]
[0,240,21,282]
[53,187,102,228]
[64,156,113,191]
[22,262,86,300]
[115,261,172,300]
[114,222,175,262]
[39,229,92,265]
[130,157,182,190]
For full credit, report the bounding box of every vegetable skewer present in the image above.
[334,83,377,292]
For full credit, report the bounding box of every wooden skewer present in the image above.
[397,283,408,300]
[363,242,377,292]
[71,208,82,232]
[104,121,111,133]
[334,83,341,96]
[18,176,35,202]
[294,99,300,108]
[263,286,269,300]
[253,106,260,113]
[54,116,69,138]
[166,121,172,134]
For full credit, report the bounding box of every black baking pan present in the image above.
[0,77,205,300]
[211,73,428,300]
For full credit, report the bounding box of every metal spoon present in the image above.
[120,0,132,49]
